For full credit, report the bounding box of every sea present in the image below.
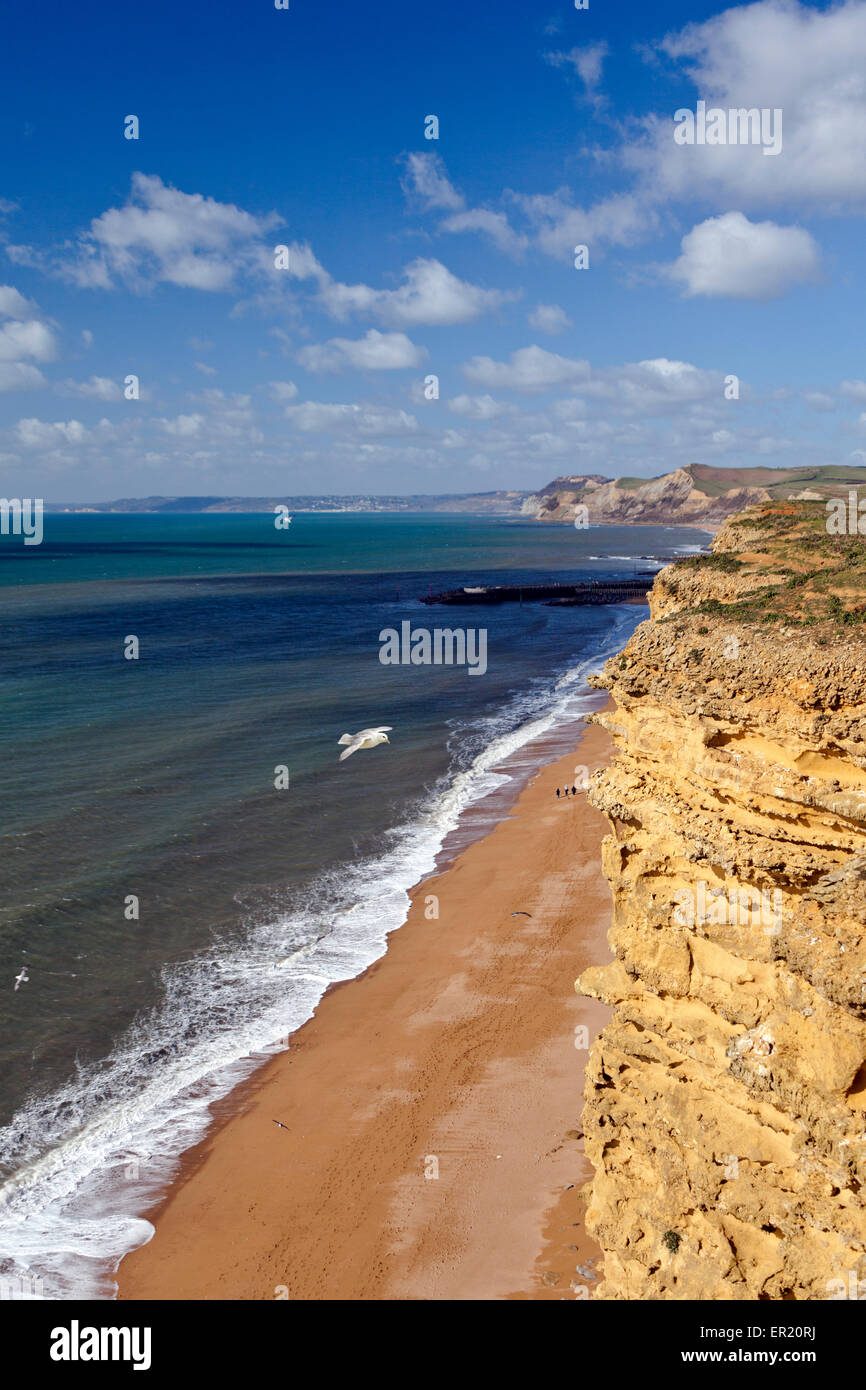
[0,511,708,1299]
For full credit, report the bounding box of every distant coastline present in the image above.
[44,491,531,516]
[42,462,866,533]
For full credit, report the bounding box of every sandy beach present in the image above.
[117,716,615,1301]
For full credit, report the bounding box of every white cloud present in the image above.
[668,211,821,298]
[282,242,494,325]
[316,256,514,327]
[297,329,426,372]
[459,350,726,421]
[440,208,528,257]
[0,363,46,392]
[0,284,37,319]
[269,380,299,401]
[16,417,96,448]
[44,173,280,291]
[275,241,326,284]
[545,42,610,101]
[401,153,464,211]
[633,0,866,212]
[0,318,56,362]
[841,380,866,402]
[283,402,419,435]
[463,345,590,392]
[61,375,123,400]
[447,393,513,420]
[802,390,836,412]
[168,390,259,444]
[401,153,527,257]
[514,190,651,260]
[583,357,725,414]
[528,303,572,334]
[191,388,251,407]
[158,413,205,437]
[0,289,55,390]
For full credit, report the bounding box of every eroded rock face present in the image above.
[578,505,866,1300]
[526,468,770,529]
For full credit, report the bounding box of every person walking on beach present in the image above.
[556,787,560,799]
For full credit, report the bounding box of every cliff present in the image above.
[577,498,866,1299]
[527,463,866,532]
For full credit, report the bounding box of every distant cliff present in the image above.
[578,499,866,1299]
[525,463,866,532]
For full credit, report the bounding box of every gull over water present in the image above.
[337,727,393,761]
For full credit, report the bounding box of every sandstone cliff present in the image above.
[577,499,866,1299]
[527,463,866,533]
[527,466,769,530]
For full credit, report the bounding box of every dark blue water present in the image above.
[0,512,707,1297]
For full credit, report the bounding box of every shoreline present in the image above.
[117,714,615,1301]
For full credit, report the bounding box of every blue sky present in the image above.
[1,0,865,500]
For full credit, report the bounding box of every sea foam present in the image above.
[0,605,644,1299]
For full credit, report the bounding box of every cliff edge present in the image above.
[578,498,866,1299]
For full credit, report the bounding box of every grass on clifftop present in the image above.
[687,462,866,499]
[661,500,866,629]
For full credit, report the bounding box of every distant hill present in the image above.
[522,464,866,531]
[47,491,531,516]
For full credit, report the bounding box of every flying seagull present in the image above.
[13,966,28,992]
[272,1119,290,1131]
[337,727,392,761]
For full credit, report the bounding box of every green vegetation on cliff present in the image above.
[658,499,866,629]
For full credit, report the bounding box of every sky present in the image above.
[1,0,865,501]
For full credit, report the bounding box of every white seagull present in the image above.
[337,726,392,761]
[13,966,29,992]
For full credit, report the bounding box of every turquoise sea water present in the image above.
[1,510,688,585]
[0,511,707,1297]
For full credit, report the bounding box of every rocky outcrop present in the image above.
[577,500,866,1299]
[527,466,771,530]
[529,464,866,532]
[521,475,609,518]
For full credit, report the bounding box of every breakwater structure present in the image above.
[576,499,866,1300]
[420,578,655,606]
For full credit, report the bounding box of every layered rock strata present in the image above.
[578,501,866,1299]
